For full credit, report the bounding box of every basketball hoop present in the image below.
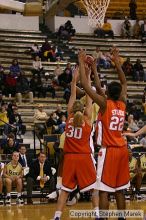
[81,0,111,28]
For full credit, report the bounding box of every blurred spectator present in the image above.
[41,72,56,98]
[0,161,4,204]
[46,112,58,132]
[141,19,146,43]
[30,75,42,98]
[0,62,4,74]
[58,63,72,89]
[128,114,139,132]
[102,18,114,39]
[133,59,146,81]
[32,56,44,76]
[140,135,146,148]
[41,39,55,61]
[55,46,64,61]
[34,104,48,139]
[2,134,19,154]
[128,104,141,121]
[3,151,23,204]
[16,72,33,104]
[9,59,21,77]
[4,72,17,97]
[129,0,137,20]
[64,20,76,37]
[133,19,141,39]
[0,104,10,137]
[30,43,41,58]
[26,152,52,204]
[57,20,75,40]
[121,18,132,38]
[8,106,26,137]
[142,87,146,115]
[100,52,111,69]
[122,57,134,78]
[55,104,65,119]
[54,114,66,134]
[53,64,63,84]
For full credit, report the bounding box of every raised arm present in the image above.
[91,60,106,98]
[111,48,127,102]
[79,50,106,113]
[67,67,79,115]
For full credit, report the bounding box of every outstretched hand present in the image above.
[78,49,86,63]
[110,47,120,65]
[124,132,136,138]
[72,66,79,82]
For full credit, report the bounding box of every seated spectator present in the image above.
[0,161,4,204]
[9,59,21,78]
[128,114,139,132]
[108,46,125,67]
[41,72,56,98]
[140,153,146,179]
[142,87,146,115]
[58,63,72,89]
[2,133,19,154]
[46,112,58,133]
[140,135,146,148]
[0,62,4,74]
[141,19,146,43]
[92,46,109,68]
[102,18,114,39]
[32,56,44,76]
[30,43,41,58]
[34,104,48,139]
[133,59,146,81]
[53,64,63,85]
[54,114,66,134]
[30,75,42,98]
[100,52,111,69]
[0,104,10,137]
[8,106,26,138]
[122,57,134,78]
[4,72,17,97]
[133,19,141,39]
[129,149,142,199]
[41,39,55,61]
[26,152,52,204]
[55,46,64,61]
[121,17,132,38]
[64,20,76,37]
[55,104,66,119]
[18,145,32,177]
[16,71,33,104]
[3,151,23,204]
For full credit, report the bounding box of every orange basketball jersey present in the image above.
[64,114,93,154]
[97,100,126,147]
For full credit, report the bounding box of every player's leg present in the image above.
[135,172,142,196]
[54,190,69,220]
[115,190,125,209]
[99,190,109,209]
[16,177,23,204]
[5,178,12,204]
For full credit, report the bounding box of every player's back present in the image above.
[97,99,126,147]
[64,114,92,154]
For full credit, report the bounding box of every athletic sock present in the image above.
[7,193,10,197]
[94,207,99,217]
[54,211,62,219]
[17,193,21,198]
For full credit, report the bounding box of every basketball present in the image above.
[84,55,94,66]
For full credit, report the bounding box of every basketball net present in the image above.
[82,0,111,28]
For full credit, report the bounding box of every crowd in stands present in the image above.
[94,18,146,41]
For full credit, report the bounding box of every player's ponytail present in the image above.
[73,111,84,128]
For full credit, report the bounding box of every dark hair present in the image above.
[107,81,122,101]
[38,151,46,157]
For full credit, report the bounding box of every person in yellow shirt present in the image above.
[3,151,23,204]
[102,18,114,39]
[0,104,9,137]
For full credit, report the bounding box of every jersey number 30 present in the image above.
[109,116,124,131]
[66,125,82,139]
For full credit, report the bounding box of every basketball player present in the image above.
[79,48,130,220]
[53,67,99,220]
[3,151,23,204]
